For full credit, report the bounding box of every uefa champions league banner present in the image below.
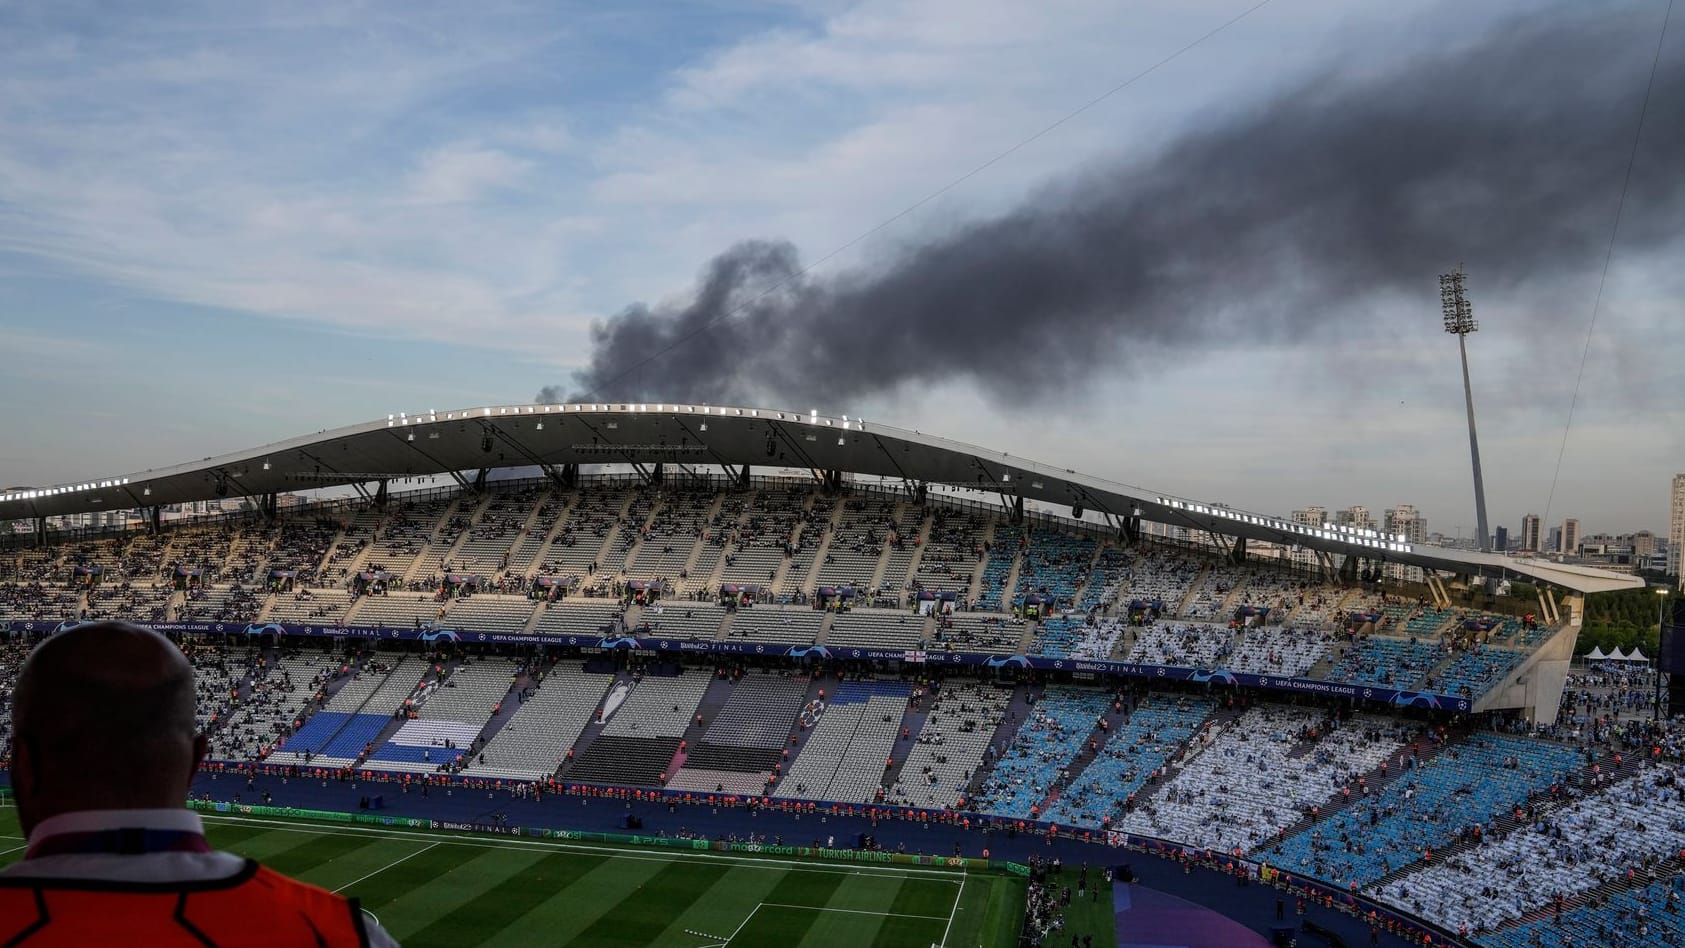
[7,619,1470,713]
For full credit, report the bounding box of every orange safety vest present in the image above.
[0,861,370,946]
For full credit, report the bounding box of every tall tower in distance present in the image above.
[1441,266,1491,553]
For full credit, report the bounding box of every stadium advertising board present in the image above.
[10,619,1472,713]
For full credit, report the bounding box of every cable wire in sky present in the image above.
[1540,0,1674,533]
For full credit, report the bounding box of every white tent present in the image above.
[1606,646,1628,662]
[1586,646,1608,661]
[1625,647,1650,663]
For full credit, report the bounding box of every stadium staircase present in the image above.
[513,492,575,581]
[775,496,844,596]
[421,493,491,579]
[958,684,1037,803]
[281,656,415,764]
[1171,568,1206,618]
[580,492,637,585]
[674,492,728,590]
[866,679,952,787]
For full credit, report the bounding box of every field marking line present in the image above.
[719,903,762,946]
[759,902,949,920]
[198,812,965,881]
[332,841,440,894]
[939,874,965,947]
[0,844,28,858]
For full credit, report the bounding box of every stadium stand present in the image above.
[934,613,1024,655]
[974,526,1020,611]
[1012,530,1097,611]
[1117,707,1405,852]
[724,605,822,644]
[816,495,897,592]
[885,681,1013,809]
[1263,733,1583,889]
[1326,634,1443,688]
[462,662,613,781]
[974,687,1113,819]
[669,672,810,793]
[443,593,538,633]
[1224,623,1334,676]
[1125,621,1235,668]
[825,609,925,650]
[366,657,517,773]
[1376,760,1685,934]
[911,507,986,600]
[531,598,626,637]
[637,602,728,640]
[774,679,910,803]
[1042,694,1210,829]
[267,654,422,767]
[567,671,712,786]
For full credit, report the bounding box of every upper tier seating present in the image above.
[531,598,625,637]
[444,594,537,633]
[1225,624,1333,677]
[637,603,727,640]
[934,614,1024,655]
[911,508,985,599]
[725,605,822,644]
[1327,635,1442,688]
[826,609,924,650]
[1011,531,1097,611]
[451,488,544,577]
[1125,621,1235,668]
[974,527,1020,612]
[816,496,898,591]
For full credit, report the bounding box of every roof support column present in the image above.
[374,479,389,509]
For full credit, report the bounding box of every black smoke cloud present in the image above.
[549,8,1684,408]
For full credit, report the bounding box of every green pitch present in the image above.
[0,807,1033,947]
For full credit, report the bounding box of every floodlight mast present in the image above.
[1441,266,1491,553]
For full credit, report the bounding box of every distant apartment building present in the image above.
[1561,518,1581,556]
[1521,513,1542,553]
[1671,474,1685,585]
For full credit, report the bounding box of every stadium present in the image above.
[0,401,1677,948]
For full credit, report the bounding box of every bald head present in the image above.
[11,622,206,836]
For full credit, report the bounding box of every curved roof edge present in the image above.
[0,401,1643,595]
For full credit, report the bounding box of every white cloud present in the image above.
[405,144,532,205]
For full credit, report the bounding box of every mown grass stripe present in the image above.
[363,845,551,940]
[407,851,607,947]
[257,831,383,879]
[571,859,732,945]
[652,864,791,945]
[731,869,850,947]
[477,853,669,947]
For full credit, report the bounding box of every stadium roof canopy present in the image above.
[0,402,1642,595]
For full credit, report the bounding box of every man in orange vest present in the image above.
[0,622,399,946]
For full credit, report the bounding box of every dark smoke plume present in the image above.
[550,8,1684,408]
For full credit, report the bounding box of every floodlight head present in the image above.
[1440,268,1477,335]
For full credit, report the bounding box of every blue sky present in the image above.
[1,0,1681,536]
